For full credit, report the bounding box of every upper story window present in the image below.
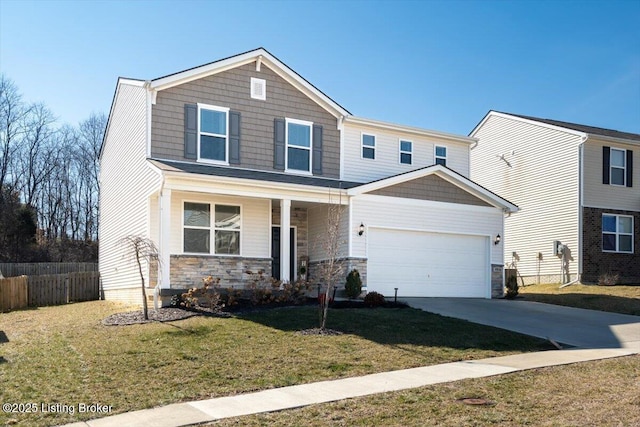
[286,118,312,173]
[183,202,240,255]
[198,104,229,163]
[603,146,633,188]
[435,145,447,166]
[610,148,626,186]
[362,134,376,160]
[602,214,633,253]
[399,140,412,165]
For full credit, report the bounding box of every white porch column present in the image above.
[159,188,172,289]
[280,198,291,283]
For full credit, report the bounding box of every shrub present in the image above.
[364,291,385,307]
[246,269,311,306]
[345,269,363,299]
[180,275,223,310]
[598,273,619,286]
[505,274,519,299]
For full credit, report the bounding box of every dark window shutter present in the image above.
[229,111,241,165]
[312,124,323,175]
[627,149,633,187]
[274,118,285,170]
[602,146,610,185]
[184,104,197,159]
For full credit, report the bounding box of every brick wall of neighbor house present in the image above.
[169,255,272,289]
[151,62,341,178]
[308,257,367,292]
[582,207,640,284]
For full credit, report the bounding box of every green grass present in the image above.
[0,301,552,426]
[520,283,640,315]
[210,355,640,427]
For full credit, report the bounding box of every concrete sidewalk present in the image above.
[64,348,637,427]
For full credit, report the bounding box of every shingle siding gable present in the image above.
[150,62,340,178]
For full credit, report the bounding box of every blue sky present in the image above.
[1,0,639,135]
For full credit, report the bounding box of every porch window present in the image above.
[602,214,633,253]
[198,104,229,163]
[286,118,312,173]
[183,202,241,255]
[215,205,241,255]
[184,202,211,253]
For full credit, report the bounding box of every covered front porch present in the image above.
[147,161,356,294]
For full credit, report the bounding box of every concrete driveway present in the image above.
[403,298,640,350]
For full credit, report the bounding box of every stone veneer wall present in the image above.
[491,264,504,298]
[582,207,640,284]
[169,255,272,289]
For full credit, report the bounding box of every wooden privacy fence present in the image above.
[0,276,28,312]
[0,262,98,278]
[0,272,100,312]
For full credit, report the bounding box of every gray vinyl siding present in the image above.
[470,114,580,280]
[99,82,161,303]
[369,175,491,206]
[151,62,340,179]
[583,137,639,211]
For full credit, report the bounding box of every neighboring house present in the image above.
[99,48,517,305]
[470,111,639,285]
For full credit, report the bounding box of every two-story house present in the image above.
[99,49,517,305]
[470,111,639,285]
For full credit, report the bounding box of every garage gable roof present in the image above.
[348,165,519,212]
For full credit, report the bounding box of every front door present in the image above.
[271,226,295,280]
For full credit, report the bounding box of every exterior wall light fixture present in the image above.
[358,223,365,236]
[494,234,501,245]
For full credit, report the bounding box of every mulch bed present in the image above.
[296,328,344,336]
[102,307,229,326]
[102,299,409,326]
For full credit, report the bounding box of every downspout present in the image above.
[577,135,587,284]
[562,135,587,288]
[153,175,165,310]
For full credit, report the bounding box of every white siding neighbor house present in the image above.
[99,49,517,306]
[470,111,639,285]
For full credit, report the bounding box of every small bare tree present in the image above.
[119,236,160,320]
[317,193,345,330]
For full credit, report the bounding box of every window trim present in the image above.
[399,139,413,165]
[197,103,230,165]
[435,145,447,166]
[361,133,376,160]
[182,200,242,256]
[602,213,633,254]
[609,147,627,187]
[285,118,313,175]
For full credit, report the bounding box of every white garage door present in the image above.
[367,228,489,298]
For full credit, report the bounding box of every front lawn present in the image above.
[211,355,640,426]
[520,283,640,315]
[0,301,552,426]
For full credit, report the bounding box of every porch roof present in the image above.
[148,159,362,190]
